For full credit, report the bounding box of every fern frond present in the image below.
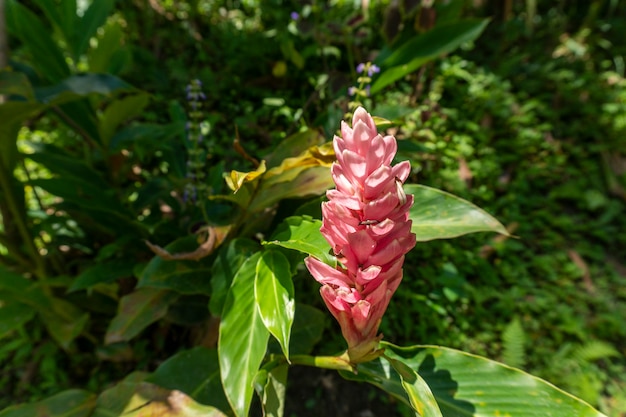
[502,317,526,368]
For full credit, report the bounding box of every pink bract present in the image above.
[305,107,416,362]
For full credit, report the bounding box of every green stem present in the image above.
[0,158,48,283]
[289,354,355,372]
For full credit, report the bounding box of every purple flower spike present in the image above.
[368,65,381,77]
[356,63,366,74]
[290,11,299,20]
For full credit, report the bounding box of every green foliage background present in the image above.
[0,0,625,416]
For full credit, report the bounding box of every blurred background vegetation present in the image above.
[1,0,625,416]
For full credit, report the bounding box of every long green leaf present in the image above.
[255,250,295,359]
[385,356,443,417]
[105,288,179,344]
[0,302,36,339]
[138,237,214,295]
[264,215,335,266]
[75,0,116,58]
[147,347,231,413]
[0,389,95,417]
[92,372,149,417]
[347,344,607,417]
[6,0,70,82]
[372,19,489,94]
[219,252,270,417]
[406,184,508,241]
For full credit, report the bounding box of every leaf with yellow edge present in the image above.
[225,160,266,193]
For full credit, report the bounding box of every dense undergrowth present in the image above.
[1,1,625,416]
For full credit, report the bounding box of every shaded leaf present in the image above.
[120,383,228,417]
[289,304,326,355]
[0,302,36,339]
[372,19,490,94]
[0,71,35,99]
[255,250,295,359]
[264,215,335,267]
[147,347,230,413]
[219,253,270,417]
[69,259,136,292]
[105,288,179,344]
[6,0,70,82]
[256,364,288,417]
[0,389,95,417]
[99,93,151,148]
[93,372,149,417]
[35,74,136,104]
[138,236,214,295]
[75,0,116,58]
[406,184,508,241]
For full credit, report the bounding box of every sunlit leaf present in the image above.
[225,160,267,193]
[385,355,443,417]
[264,215,335,267]
[255,250,295,359]
[105,288,179,344]
[406,184,509,241]
[344,344,607,417]
[0,389,95,417]
[219,253,270,417]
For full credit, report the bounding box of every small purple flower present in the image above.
[290,11,299,20]
[356,63,366,74]
[368,65,380,77]
[348,86,357,96]
[365,85,371,96]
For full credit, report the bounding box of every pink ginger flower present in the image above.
[305,107,416,362]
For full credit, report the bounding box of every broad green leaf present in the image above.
[0,302,36,339]
[75,0,116,58]
[219,252,270,417]
[209,238,261,316]
[250,166,333,212]
[105,288,179,344]
[348,344,607,417]
[264,129,325,168]
[385,355,443,417]
[255,250,295,359]
[87,19,126,73]
[6,0,70,82]
[225,160,267,193]
[138,236,214,295]
[406,184,508,241]
[40,298,90,350]
[256,364,288,417]
[264,215,335,267]
[35,74,136,104]
[0,389,96,417]
[69,259,136,292]
[93,372,149,417]
[0,72,35,99]
[147,347,230,413]
[99,93,151,148]
[120,383,228,417]
[372,19,490,94]
[288,304,326,355]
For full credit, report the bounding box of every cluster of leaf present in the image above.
[0,0,623,416]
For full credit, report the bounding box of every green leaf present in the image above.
[40,298,90,350]
[69,259,136,292]
[35,74,136,104]
[75,0,116,58]
[288,304,325,355]
[105,288,179,344]
[385,355,443,417]
[6,0,71,82]
[372,19,490,94]
[219,252,270,417]
[264,130,325,168]
[264,215,335,267]
[0,302,36,339]
[406,184,508,241]
[138,237,214,295]
[256,364,288,417]
[99,93,151,148]
[92,372,149,417]
[147,347,231,413]
[210,238,261,316]
[0,102,44,170]
[0,72,35,100]
[0,389,96,417]
[255,250,295,359]
[351,344,607,417]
